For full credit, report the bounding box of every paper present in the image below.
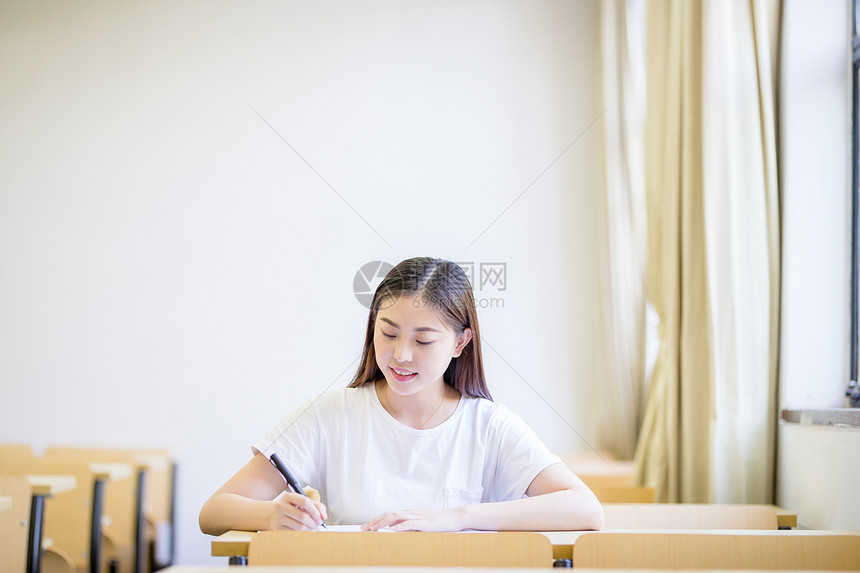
[314,525,391,532]
[314,524,491,533]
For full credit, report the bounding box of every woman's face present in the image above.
[374,293,472,399]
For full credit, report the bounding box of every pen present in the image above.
[269,452,327,529]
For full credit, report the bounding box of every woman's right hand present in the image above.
[267,492,327,531]
[200,452,327,536]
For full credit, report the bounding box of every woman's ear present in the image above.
[452,328,473,357]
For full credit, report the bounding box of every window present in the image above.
[850,0,860,406]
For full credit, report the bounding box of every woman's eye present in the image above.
[416,340,433,346]
[381,331,396,339]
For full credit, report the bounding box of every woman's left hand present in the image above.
[361,507,465,532]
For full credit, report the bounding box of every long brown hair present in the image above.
[349,257,491,400]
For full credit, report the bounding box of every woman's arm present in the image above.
[199,452,327,536]
[461,463,604,531]
[361,463,603,532]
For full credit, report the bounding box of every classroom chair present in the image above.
[0,492,19,572]
[247,531,555,567]
[45,462,131,573]
[1,451,133,573]
[572,530,860,569]
[0,475,77,573]
[44,447,176,573]
[1,445,80,573]
[602,503,779,529]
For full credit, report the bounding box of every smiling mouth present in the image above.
[390,366,418,381]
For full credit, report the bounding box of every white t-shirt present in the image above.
[252,383,561,525]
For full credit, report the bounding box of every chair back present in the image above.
[0,476,32,573]
[0,443,38,467]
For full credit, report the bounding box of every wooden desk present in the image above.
[562,456,799,529]
[545,529,860,561]
[214,528,860,565]
[573,530,860,569]
[212,530,256,559]
[213,529,587,562]
[166,568,555,573]
[566,459,636,489]
[172,568,562,573]
[770,504,798,529]
[602,503,780,530]
[591,486,655,503]
[163,567,860,573]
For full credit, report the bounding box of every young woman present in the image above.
[199,257,603,535]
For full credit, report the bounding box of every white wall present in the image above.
[0,0,601,564]
[777,0,860,529]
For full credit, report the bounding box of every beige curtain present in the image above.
[594,0,648,459]
[632,0,781,503]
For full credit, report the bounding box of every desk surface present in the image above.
[88,462,133,481]
[24,475,77,496]
[131,453,169,471]
[171,565,856,573]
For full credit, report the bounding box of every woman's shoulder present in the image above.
[458,395,519,426]
[305,383,375,412]
[458,395,551,455]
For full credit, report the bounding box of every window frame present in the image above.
[850,0,860,406]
